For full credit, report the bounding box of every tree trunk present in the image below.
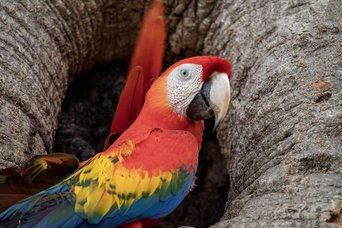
[0,0,341,227]
[0,0,146,168]
[207,0,342,227]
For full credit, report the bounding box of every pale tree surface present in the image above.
[0,0,341,227]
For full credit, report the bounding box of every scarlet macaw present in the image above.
[0,56,231,227]
[0,0,166,211]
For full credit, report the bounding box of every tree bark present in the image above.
[0,0,341,227]
[206,0,342,227]
[0,0,146,168]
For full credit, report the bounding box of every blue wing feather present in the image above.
[77,172,194,227]
[0,129,197,227]
[0,171,194,227]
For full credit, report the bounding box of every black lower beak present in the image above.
[186,72,230,129]
[186,82,214,120]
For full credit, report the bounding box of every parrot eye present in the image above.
[179,69,190,79]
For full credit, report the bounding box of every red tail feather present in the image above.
[0,0,167,217]
[107,0,166,148]
[109,66,144,135]
[104,67,144,149]
[129,0,166,93]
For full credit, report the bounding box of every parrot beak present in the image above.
[186,73,230,130]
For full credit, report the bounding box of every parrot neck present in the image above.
[137,103,204,142]
[139,77,204,144]
[116,76,204,147]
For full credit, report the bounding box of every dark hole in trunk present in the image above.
[54,60,126,159]
[53,60,229,227]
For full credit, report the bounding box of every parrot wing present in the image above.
[0,0,167,208]
[19,153,79,183]
[0,128,198,227]
[0,153,79,211]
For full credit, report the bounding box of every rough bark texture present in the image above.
[0,0,146,168]
[208,0,342,227]
[0,0,341,227]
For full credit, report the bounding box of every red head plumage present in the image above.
[163,56,232,81]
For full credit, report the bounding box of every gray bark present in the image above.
[0,0,341,227]
[206,0,342,227]
[0,0,145,168]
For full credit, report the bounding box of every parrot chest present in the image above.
[69,129,201,226]
[122,129,200,172]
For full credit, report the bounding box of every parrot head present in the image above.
[145,56,231,130]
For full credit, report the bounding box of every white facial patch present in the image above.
[166,64,203,116]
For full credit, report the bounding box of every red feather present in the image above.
[128,0,166,95]
[106,0,166,149]
[118,218,164,228]
[104,66,144,149]
[0,153,79,210]
[0,2,168,226]
[118,220,142,228]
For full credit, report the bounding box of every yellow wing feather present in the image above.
[65,139,189,223]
